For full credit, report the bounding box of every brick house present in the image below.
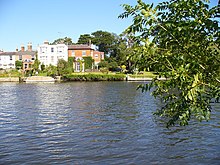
[15,43,36,71]
[68,44,104,71]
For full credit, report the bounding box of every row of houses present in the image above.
[0,41,104,72]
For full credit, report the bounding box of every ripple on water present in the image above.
[0,82,219,165]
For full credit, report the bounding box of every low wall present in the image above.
[25,76,55,83]
[0,77,20,82]
[126,75,167,81]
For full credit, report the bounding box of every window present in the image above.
[41,47,47,53]
[19,55,22,60]
[95,54,98,58]
[0,56,1,60]
[51,47,54,52]
[10,55,12,60]
[51,56,54,63]
[76,62,80,71]
[57,46,64,53]
[71,50,75,56]
[31,55,35,60]
[24,64,28,69]
[82,50,86,56]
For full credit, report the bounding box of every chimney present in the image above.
[44,40,49,45]
[88,39,91,46]
[27,42,32,51]
[21,44,25,52]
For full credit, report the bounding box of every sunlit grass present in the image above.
[129,72,157,78]
[0,70,21,77]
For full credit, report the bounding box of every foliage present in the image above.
[68,57,75,72]
[57,59,72,76]
[98,60,119,71]
[45,64,57,77]
[32,55,41,73]
[0,69,21,77]
[83,56,94,70]
[63,73,125,81]
[77,34,93,44]
[100,67,109,74]
[76,31,136,69]
[51,37,73,45]
[98,60,109,69]
[119,0,220,127]
[41,64,45,71]
[108,61,119,71]
[91,30,117,55]
[15,60,22,70]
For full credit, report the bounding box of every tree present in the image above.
[15,60,22,70]
[77,34,93,44]
[83,56,94,70]
[91,30,117,55]
[68,57,75,72]
[57,59,72,76]
[32,53,41,73]
[119,0,220,127]
[98,60,109,69]
[51,37,73,45]
[45,64,57,77]
[41,64,45,71]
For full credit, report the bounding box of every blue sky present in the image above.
[0,0,218,51]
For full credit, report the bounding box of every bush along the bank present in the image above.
[63,74,125,81]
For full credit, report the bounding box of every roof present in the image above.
[68,44,94,50]
[0,51,36,56]
[0,52,17,55]
[16,51,36,56]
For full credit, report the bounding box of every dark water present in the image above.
[0,82,219,165]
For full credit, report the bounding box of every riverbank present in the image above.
[0,77,20,82]
[0,72,164,82]
[62,73,125,81]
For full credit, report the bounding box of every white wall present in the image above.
[38,43,68,67]
[0,54,16,69]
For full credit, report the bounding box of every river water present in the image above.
[0,82,219,164]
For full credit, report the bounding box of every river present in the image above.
[0,82,219,164]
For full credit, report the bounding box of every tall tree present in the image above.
[77,34,93,44]
[119,0,220,127]
[51,37,73,45]
[91,30,116,55]
[33,53,40,73]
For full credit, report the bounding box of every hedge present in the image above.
[63,73,125,81]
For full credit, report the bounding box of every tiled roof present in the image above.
[0,51,36,56]
[16,51,36,55]
[0,52,16,55]
[68,45,93,50]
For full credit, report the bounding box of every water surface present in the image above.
[0,82,219,164]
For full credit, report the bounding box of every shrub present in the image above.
[63,73,125,81]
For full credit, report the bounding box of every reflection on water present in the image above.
[0,82,219,164]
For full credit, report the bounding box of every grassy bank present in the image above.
[63,73,125,81]
[129,72,157,78]
[0,70,21,77]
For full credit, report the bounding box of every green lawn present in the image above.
[129,72,157,78]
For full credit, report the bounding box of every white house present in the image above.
[0,52,16,69]
[38,41,68,67]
